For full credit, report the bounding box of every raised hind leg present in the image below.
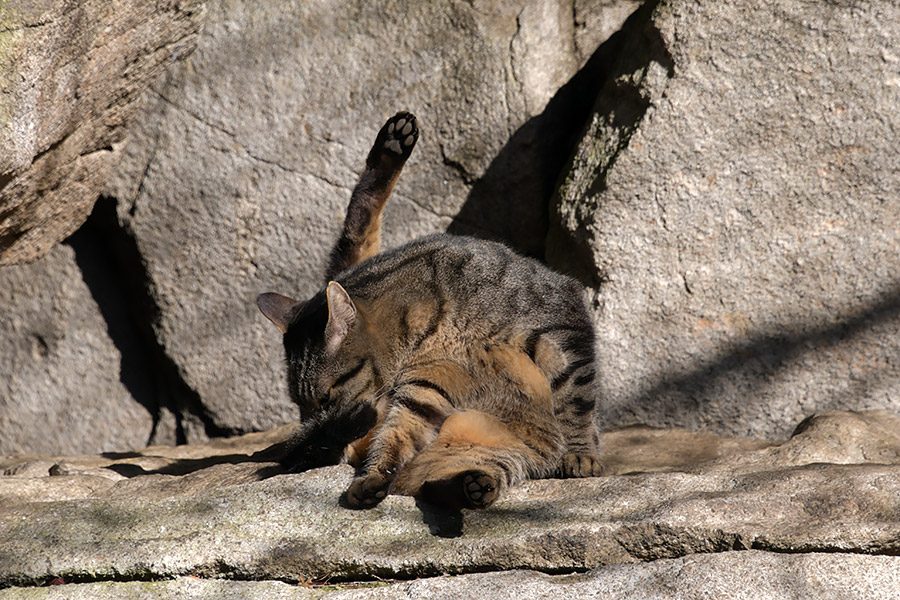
[325,111,419,280]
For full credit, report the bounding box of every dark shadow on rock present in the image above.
[104,463,152,478]
[65,196,231,444]
[100,451,146,460]
[415,499,465,538]
[65,203,159,429]
[104,451,283,478]
[447,0,656,262]
[544,0,673,287]
[622,283,900,429]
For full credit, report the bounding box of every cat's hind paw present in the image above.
[558,452,603,478]
[417,468,500,510]
[368,111,418,167]
[462,470,499,510]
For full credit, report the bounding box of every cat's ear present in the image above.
[324,281,356,355]
[257,292,300,334]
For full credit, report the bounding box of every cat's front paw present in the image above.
[558,452,603,478]
[344,472,392,509]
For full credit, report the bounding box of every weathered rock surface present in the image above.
[0,0,206,266]
[547,0,900,439]
[1,410,898,597]
[8,0,897,454]
[3,553,900,600]
[102,0,640,437]
[0,245,153,455]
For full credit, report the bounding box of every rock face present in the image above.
[1,410,898,597]
[0,0,206,266]
[0,245,153,455]
[0,0,898,479]
[102,0,639,437]
[548,0,900,439]
[1,0,898,596]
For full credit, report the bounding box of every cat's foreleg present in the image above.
[343,381,451,509]
[257,402,378,472]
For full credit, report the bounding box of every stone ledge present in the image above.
[2,552,899,600]
[1,411,898,590]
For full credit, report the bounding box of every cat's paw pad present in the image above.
[378,111,418,159]
[558,452,603,478]
[345,473,391,509]
[462,470,499,510]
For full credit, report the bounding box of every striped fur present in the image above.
[258,112,601,511]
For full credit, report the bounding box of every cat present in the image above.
[257,111,601,511]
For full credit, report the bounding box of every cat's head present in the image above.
[257,282,378,421]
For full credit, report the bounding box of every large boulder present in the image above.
[4,0,897,456]
[1,410,898,597]
[103,0,640,437]
[0,0,206,266]
[548,0,900,438]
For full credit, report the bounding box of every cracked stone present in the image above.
[0,410,898,596]
[0,0,206,266]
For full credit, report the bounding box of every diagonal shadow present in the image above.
[446,1,658,260]
[65,196,230,445]
[104,452,282,478]
[620,283,900,429]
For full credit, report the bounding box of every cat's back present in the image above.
[338,233,589,335]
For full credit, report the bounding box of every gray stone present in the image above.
[0,245,152,455]
[605,410,900,476]
[1,410,899,591]
[547,0,900,439]
[0,423,293,504]
[574,0,643,64]
[2,0,899,595]
[3,553,899,600]
[103,0,639,436]
[0,0,206,266]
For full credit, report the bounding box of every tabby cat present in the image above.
[257,111,601,510]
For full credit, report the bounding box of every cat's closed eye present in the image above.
[322,384,347,408]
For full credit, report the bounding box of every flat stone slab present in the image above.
[2,552,899,600]
[2,461,899,587]
[1,411,899,591]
